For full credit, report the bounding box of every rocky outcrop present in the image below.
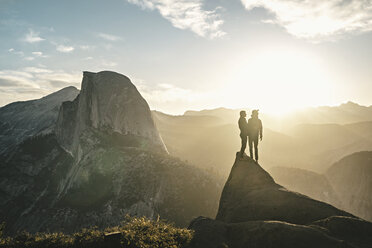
[189,215,372,248]
[189,153,372,248]
[326,151,372,221]
[56,71,167,156]
[0,86,79,156]
[216,154,351,225]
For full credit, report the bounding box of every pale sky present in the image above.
[1,0,372,114]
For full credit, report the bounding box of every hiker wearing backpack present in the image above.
[248,110,263,162]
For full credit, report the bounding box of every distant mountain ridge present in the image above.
[268,166,341,206]
[268,151,372,223]
[184,101,372,127]
[0,86,79,156]
[154,110,372,175]
[326,151,372,221]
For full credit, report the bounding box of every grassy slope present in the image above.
[0,217,192,248]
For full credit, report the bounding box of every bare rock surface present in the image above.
[216,154,351,224]
[56,71,167,155]
[188,153,372,248]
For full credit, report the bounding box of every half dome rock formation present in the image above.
[56,71,167,156]
[189,153,372,248]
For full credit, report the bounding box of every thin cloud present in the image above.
[241,0,372,41]
[136,80,216,114]
[0,70,39,89]
[97,33,123,41]
[24,29,45,43]
[80,45,95,50]
[56,45,75,53]
[8,48,24,57]
[24,67,53,73]
[127,0,226,39]
[0,67,81,106]
[101,60,117,67]
[24,57,35,61]
[32,51,48,58]
[32,51,42,56]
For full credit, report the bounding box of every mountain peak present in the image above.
[339,101,365,110]
[39,86,79,103]
[344,101,359,106]
[82,71,132,85]
[189,153,372,248]
[56,71,167,155]
[216,153,351,224]
[0,86,79,155]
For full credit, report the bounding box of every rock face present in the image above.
[326,151,372,221]
[188,153,372,248]
[216,155,351,225]
[0,71,223,235]
[56,71,167,156]
[0,86,79,156]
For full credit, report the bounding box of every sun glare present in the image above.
[226,49,333,116]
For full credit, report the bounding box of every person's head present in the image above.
[251,109,259,118]
[240,110,246,118]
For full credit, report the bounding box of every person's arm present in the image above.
[238,118,242,131]
[259,120,263,140]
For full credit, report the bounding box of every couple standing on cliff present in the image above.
[239,110,263,161]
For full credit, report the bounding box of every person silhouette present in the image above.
[238,110,248,159]
[248,110,263,162]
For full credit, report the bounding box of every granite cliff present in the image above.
[56,71,167,157]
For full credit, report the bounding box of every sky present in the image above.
[1,0,372,115]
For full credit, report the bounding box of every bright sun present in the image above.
[225,49,334,116]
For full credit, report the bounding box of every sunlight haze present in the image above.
[1,0,372,115]
[1,1,372,244]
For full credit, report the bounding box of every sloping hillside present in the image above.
[326,151,372,221]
